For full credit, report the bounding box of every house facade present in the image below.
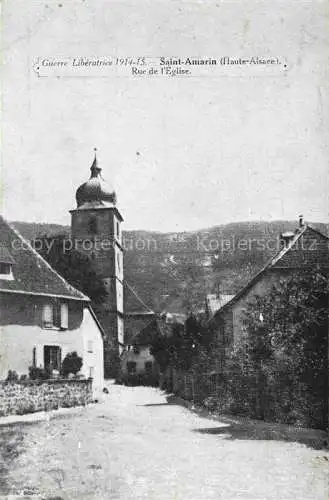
[0,216,104,397]
[120,317,171,385]
[120,344,158,386]
[211,220,329,371]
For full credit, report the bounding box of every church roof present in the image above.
[124,281,155,316]
[123,281,156,344]
[75,150,118,210]
[129,317,172,347]
[124,315,153,345]
[0,215,89,301]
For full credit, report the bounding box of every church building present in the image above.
[70,150,124,376]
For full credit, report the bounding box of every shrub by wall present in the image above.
[0,379,93,417]
[168,367,327,430]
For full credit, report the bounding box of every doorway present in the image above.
[44,345,61,372]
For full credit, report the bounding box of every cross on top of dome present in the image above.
[75,149,117,209]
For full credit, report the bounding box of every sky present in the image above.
[1,0,328,232]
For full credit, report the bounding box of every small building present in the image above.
[211,219,329,371]
[0,216,104,398]
[120,317,171,386]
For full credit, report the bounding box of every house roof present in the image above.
[129,317,172,347]
[0,215,89,301]
[213,224,329,318]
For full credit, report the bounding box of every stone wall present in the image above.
[0,379,93,417]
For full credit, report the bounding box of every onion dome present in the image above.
[76,149,117,209]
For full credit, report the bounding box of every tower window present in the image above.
[88,216,98,235]
[116,221,120,238]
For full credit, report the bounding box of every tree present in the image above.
[150,315,214,373]
[235,269,328,427]
[181,262,208,315]
[150,323,184,372]
[36,235,108,304]
[61,352,83,376]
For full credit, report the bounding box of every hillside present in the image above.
[11,220,329,314]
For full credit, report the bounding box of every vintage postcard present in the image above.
[1,0,328,499]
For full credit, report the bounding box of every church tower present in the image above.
[70,149,124,376]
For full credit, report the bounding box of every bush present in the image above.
[6,370,19,382]
[61,352,83,376]
[28,366,50,380]
[203,396,218,412]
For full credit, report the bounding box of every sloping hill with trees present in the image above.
[11,220,329,315]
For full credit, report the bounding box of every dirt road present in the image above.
[0,383,328,499]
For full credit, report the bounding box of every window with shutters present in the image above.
[42,302,69,330]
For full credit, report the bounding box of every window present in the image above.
[88,216,98,235]
[116,221,120,238]
[0,262,14,280]
[133,345,140,355]
[0,263,11,274]
[87,340,94,353]
[127,361,137,375]
[42,304,53,328]
[44,345,61,371]
[144,361,153,374]
[42,302,68,329]
[0,245,15,279]
[218,324,227,345]
[60,303,68,329]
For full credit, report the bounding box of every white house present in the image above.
[0,215,104,398]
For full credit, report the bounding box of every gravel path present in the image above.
[0,383,328,499]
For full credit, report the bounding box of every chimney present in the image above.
[280,231,295,248]
[299,214,304,228]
